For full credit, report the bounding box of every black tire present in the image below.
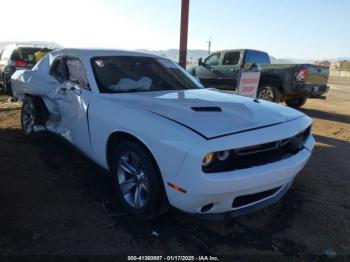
[285,97,307,109]
[4,78,13,96]
[21,96,48,137]
[0,75,6,94]
[257,84,281,103]
[110,139,167,219]
[0,76,3,91]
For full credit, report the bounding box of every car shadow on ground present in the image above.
[23,131,310,254]
[1,127,349,255]
[300,108,350,124]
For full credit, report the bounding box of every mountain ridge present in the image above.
[1,43,348,64]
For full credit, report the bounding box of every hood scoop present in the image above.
[191,106,222,112]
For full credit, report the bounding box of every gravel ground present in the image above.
[0,85,349,258]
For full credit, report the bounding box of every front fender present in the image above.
[88,96,204,178]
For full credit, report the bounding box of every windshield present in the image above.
[91,56,204,93]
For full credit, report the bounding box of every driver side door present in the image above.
[195,52,227,88]
[217,51,242,91]
[51,56,93,156]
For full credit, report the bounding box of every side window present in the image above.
[50,58,65,81]
[66,58,89,89]
[205,53,221,66]
[244,50,271,64]
[223,52,240,65]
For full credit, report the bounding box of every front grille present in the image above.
[203,126,311,173]
[232,186,282,208]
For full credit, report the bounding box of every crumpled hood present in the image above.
[102,89,305,139]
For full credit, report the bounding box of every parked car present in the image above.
[187,49,330,108]
[12,49,314,220]
[0,44,53,95]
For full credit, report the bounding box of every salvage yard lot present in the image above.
[0,85,349,256]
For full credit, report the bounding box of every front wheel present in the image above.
[285,97,307,108]
[257,84,281,103]
[111,140,167,219]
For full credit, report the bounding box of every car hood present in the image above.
[103,89,305,139]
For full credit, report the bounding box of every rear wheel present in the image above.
[286,97,307,108]
[21,96,48,137]
[111,139,167,219]
[257,84,281,103]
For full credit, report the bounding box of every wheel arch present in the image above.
[106,130,170,217]
[259,74,284,94]
[23,94,50,124]
[106,131,160,173]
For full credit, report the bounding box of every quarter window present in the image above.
[50,58,65,81]
[66,58,89,89]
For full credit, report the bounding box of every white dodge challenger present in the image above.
[11,49,314,220]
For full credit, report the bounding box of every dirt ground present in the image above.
[0,85,349,257]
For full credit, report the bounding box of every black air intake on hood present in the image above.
[191,107,222,112]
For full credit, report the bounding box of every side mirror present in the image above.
[242,63,258,70]
[199,58,204,66]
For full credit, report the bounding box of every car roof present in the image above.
[4,44,52,50]
[217,49,268,54]
[50,48,164,60]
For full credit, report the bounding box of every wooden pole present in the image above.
[179,0,189,68]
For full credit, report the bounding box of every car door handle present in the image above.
[58,87,68,95]
[70,85,81,96]
[230,68,236,72]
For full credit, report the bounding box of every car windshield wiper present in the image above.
[112,88,147,93]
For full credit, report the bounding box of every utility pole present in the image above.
[179,0,190,68]
[207,37,212,55]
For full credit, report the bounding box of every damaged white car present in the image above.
[12,49,315,220]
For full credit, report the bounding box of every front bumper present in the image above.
[164,116,314,219]
[191,181,293,221]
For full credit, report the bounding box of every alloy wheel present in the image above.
[258,86,274,101]
[117,151,149,209]
[22,100,35,135]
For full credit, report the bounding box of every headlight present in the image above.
[202,152,214,167]
[216,150,230,161]
[202,150,231,168]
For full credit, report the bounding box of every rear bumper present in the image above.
[288,84,329,98]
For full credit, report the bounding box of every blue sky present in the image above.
[104,0,349,59]
[3,0,349,59]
